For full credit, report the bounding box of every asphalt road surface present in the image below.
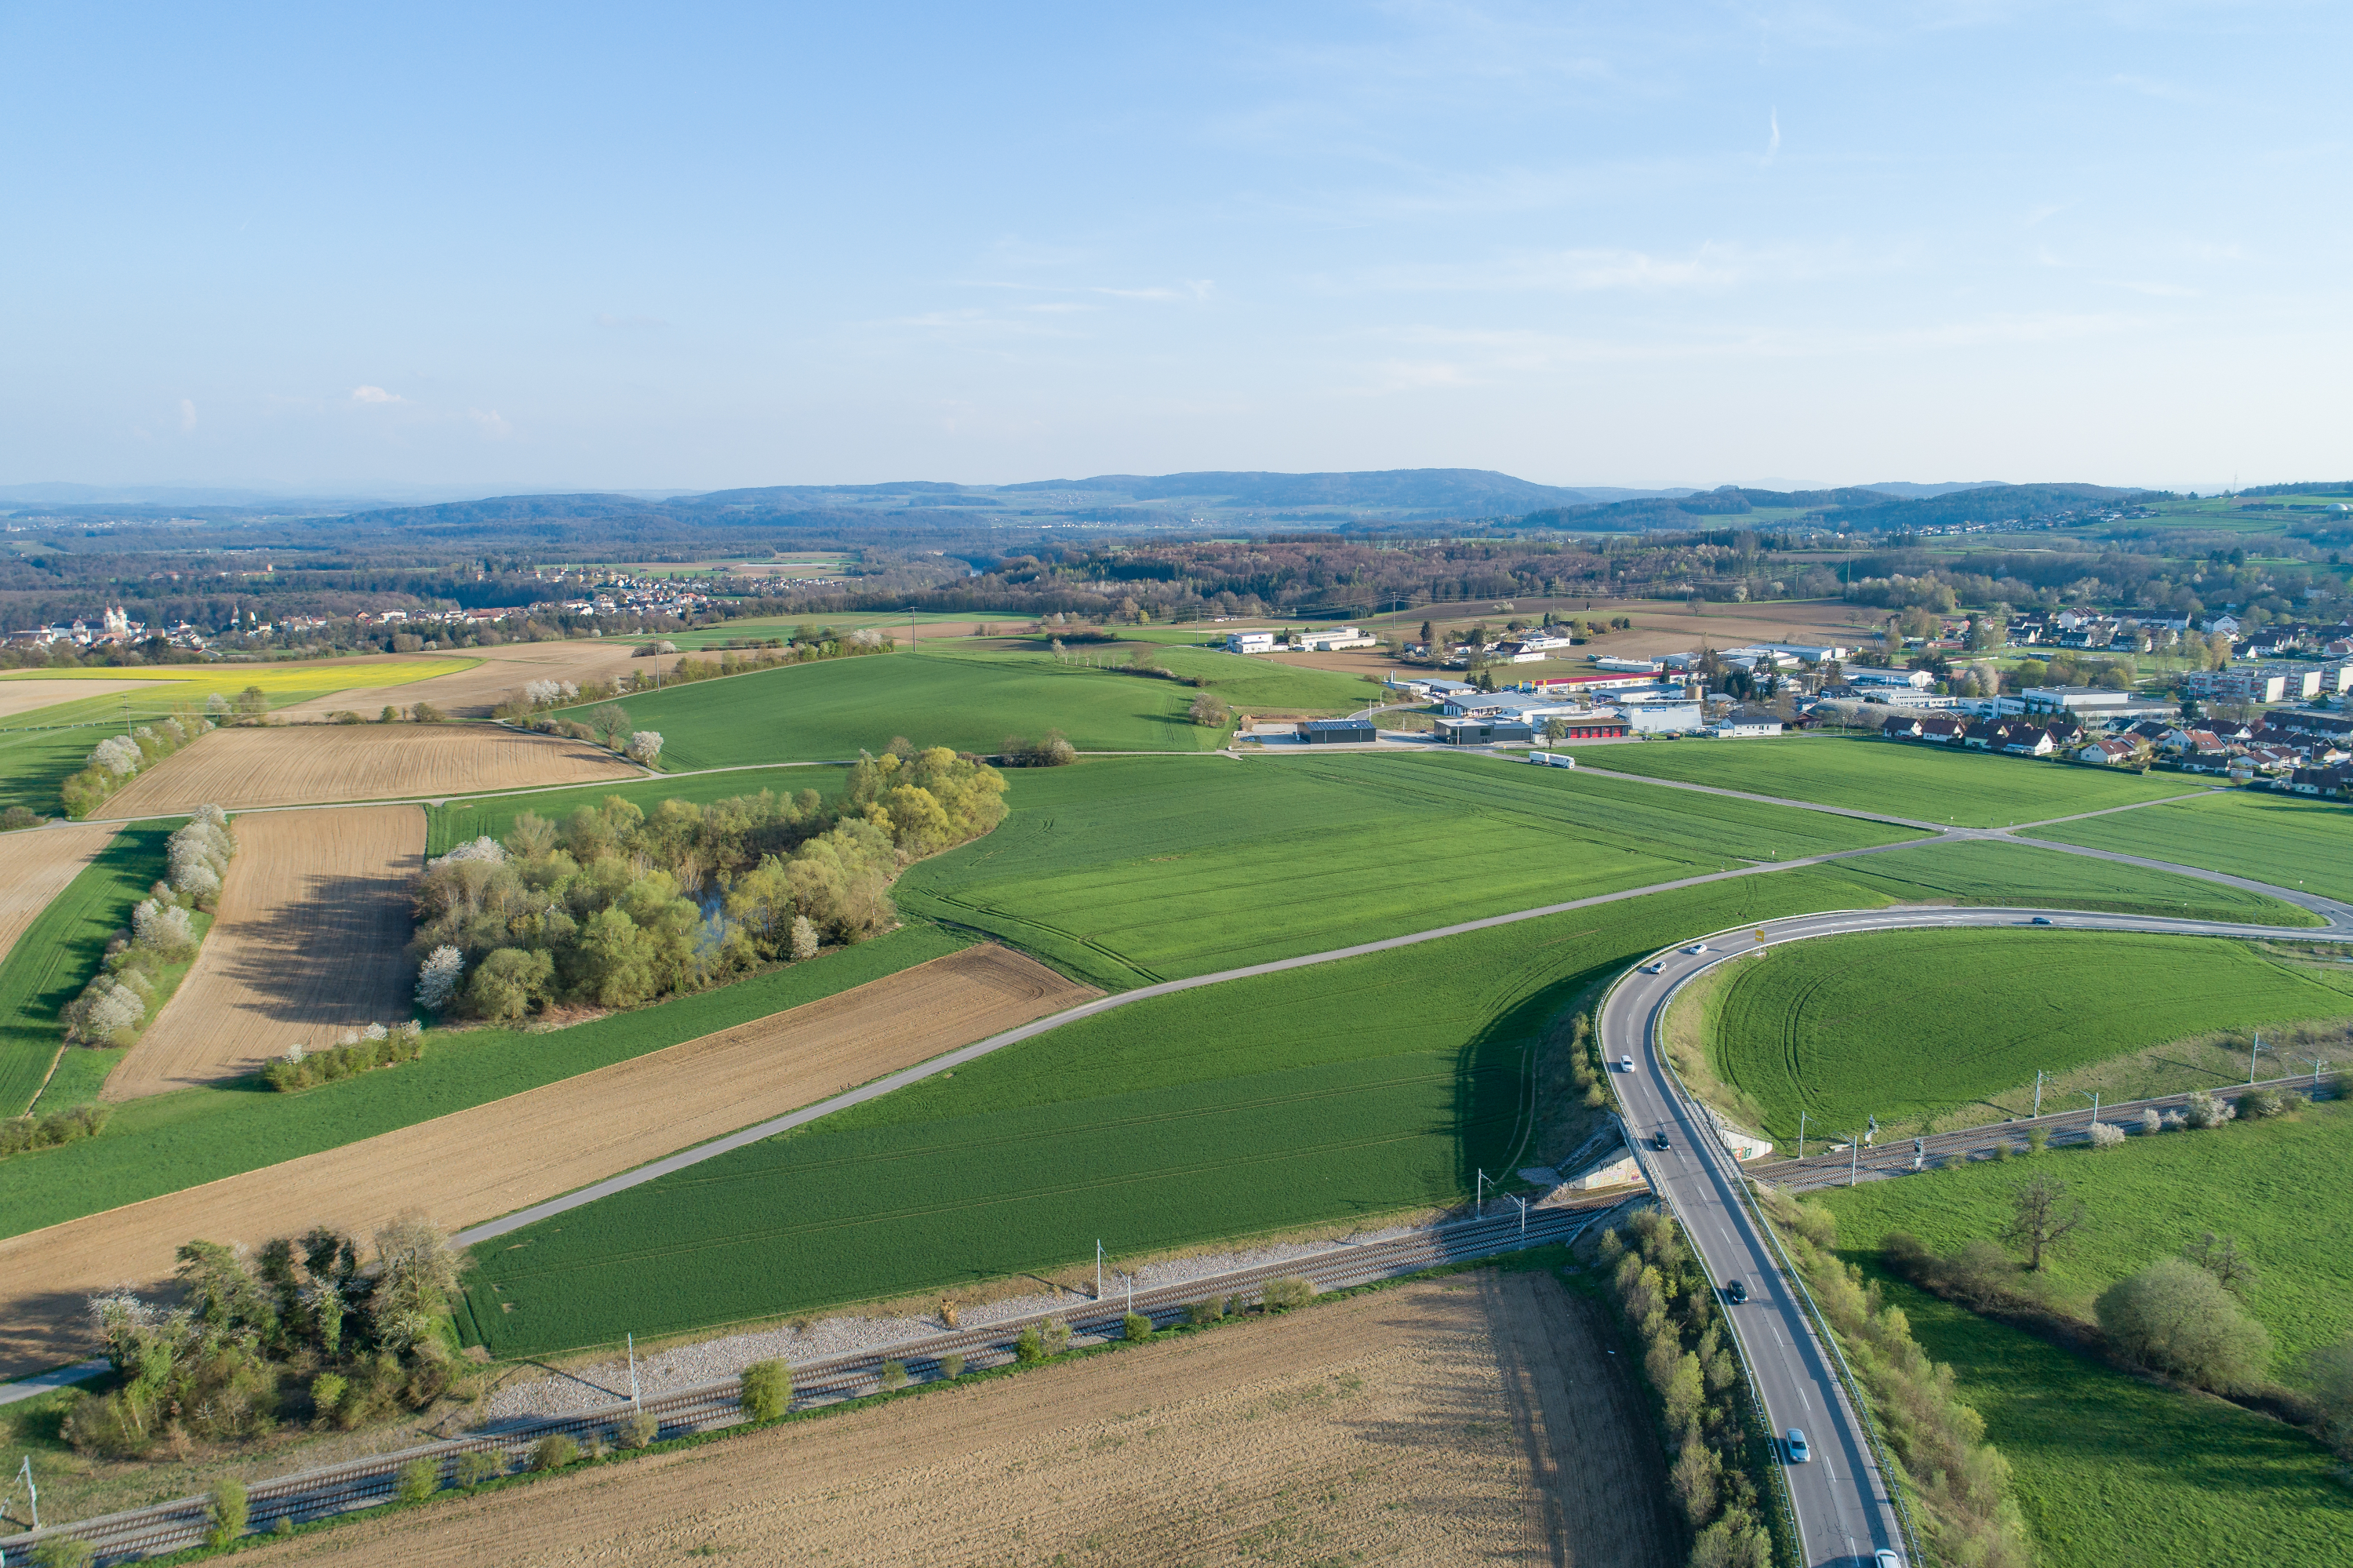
[1599,902,2344,1568]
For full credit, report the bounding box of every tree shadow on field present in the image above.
[213,862,413,1031]
[1453,956,1614,1202]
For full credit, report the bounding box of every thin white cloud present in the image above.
[468,409,513,438]
[1355,242,1859,295]
[351,385,405,404]
[1766,108,1780,164]
[594,312,671,330]
[178,398,197,433]
[2101,278,2199,297]
[2111,73,2202,104]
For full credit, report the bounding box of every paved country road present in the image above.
[1599,901,2348,1568]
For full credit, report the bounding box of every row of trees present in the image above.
[412,746,1006,1021]
[1598,1210,1776,1568]
[60,709,219,817]
[60,806,235,1046]
[63,1217,473,1458]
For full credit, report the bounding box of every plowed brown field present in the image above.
[0,944,1093,1374]
[99,726,642,815]
[234,1271,1677,1568]
[0,678,152,722]
[0,824,118,967]
[106,807,426,1100]
[275,641,686,722]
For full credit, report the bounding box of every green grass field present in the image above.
[459,867,1927,1358]
[1820,1104,2353,1378]
[2028,789,2353,906]
[1707,930,2353,1143]
[0,824,173,1116]
[1565,734,2209,827]
[0,926,967,1239]
[1809,838,2317,926]
[424,764,842,855]
[1866,1278,2345,1567]
[562,650,1231,768]
[896,753,1920,987]
[0,729,104,817]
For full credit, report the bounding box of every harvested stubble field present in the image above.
[98,725,642,815]
[106,806,426,1100]
[1566,733,2208,827]
[0,824,118,969]
[0,944,1089,1376]
[271,639,686,722]
[1697,928,2353,1143]
[0,678,152,722]
[240,1270,1678,1568]
[2028,788,2353,906]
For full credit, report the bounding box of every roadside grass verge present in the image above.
[896,752,1919,988]
[1817,1102,2353,1378]
[2027,788,2353,906]
[425,764,844,855]
[460,868,1889,1359]
[1809,836,2318,926]
[1564,733,2208,827]
[0,926,968,1239]
[558,650,1228,768]
[0,822,180,1116]
[1700,929,2353,1144]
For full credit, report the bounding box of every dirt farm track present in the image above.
[0,823,118,970]
[0,944,1094,1376]
[98,725,642,815]
[233,1271,1678,1568]
[105,806,427,1100]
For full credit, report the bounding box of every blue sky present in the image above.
[3,2,2346,494]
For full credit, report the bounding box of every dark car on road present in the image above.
[1723,1279,1747,1304]
[1653,1130,1671,1151]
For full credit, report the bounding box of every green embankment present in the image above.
[462,868,1901,1358]
[1566,733,2208,827]
[896,752,1920,988]
[1817,1115,2353,1567]
[2028,789,2353,906]
[1870,1279,2344,1568]
[1810,837,2318,926]
[0,926,967,1239]
[1819,1106,2353,1378]
[0,823,167,1116]
[425,765,844,855]
[1705,930,2353,1144]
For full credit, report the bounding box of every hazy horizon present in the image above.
[4,2,2345,495]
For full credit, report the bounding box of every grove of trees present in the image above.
[412,745,1006,1021]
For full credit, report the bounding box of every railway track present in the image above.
[1755,1069,2338,1192]
[0,1203,1608,1564]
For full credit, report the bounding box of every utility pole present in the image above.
[627,1333,641,1410]
[2249,1031,2266,1086]
[2033,1068,2049,1119]
[2077,1089,2100,1130]
[16,1453,37,1531]
[1096,1240,1104,1301]
[1513,1194,1528,1237]
[1849,1137,1860,1188]
[1475,1169,1488,1217]
[1798,1110,1807,1160]
[2305,1055,2329,1089]
[907,605,918,653]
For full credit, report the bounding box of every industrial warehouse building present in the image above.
[1436,717,1535,745]
[1296,718,1377,744]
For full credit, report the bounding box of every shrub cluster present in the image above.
[0,1102,110,1162]
[58,807,234,1046]
[63,1218,473,1460]
[1765,1196,2031,1568]
[411,747,1005,1021]
[262,1020,426,1091]
[59,712,218,817]
[999,729,1077,766]
[2,803,45,831]
[1598,1210,1774,1568]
